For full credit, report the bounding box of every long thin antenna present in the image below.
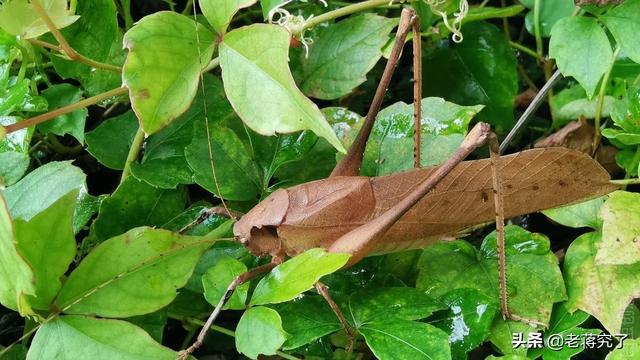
[499,70,562,154]
[192,0,234,220]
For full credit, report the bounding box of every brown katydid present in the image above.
[180,6,618,358]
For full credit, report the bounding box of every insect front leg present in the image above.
[331,8,418,177]
[489,137,547,328]
[315,282,357,351]
[178,258,283,359]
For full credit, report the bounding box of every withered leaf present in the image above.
[276,148,618,255]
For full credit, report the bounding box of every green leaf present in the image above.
[83,32,125,97]
[48,0,119,83]
[126,309,168,343]
[85,111,139,170]
[37,84,87,143]
[185,119,262,201]
[27,315,178,360]
[348,287,443,324]
[1,117,33,153]
[202,255,248,310]
[549,16,613,98]
[543,327,602,360]
[338,98,482,176]
[606,338,640,359]
[620,303,640,339]
[597,191,640,265]
[123,11,215,135]
[424,22,517,133]
[542,196,607,230]
[250,248,350,305]
[299,14,396,100]
[89,176,185,242]
[547,302,591,334]
[0,191,35,312]
[0,80,47,116]
[4,161,86,221]
[600,0,640,64]
[200,0,257,35]
[556,96,616,122]
[564,232,640,334]
[602,128,640,146]
[0,151,29,186]
[56,227,215,317]
[260,0,287,19]
[14,190,77,310]
[275,107,361,184]
[417,226,566,354]
[360,320,451,360]
[185,237,247,293]
[235,306,289,359]
[131,75,232,188]
[431,288,499,359]
[73,193,102,235]
[0,0,79,39]
[610,84,640,135]
[277,295,342,350]
[219,24,345,152]
[521,0,575,37]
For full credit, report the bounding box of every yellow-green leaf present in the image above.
[219,24,346,153]
[123,11,215,135]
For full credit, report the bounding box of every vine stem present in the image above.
[3,87,128,134]
[172,315,301,360]
[610,178,640,185]
[120,127,146,183]
[509,41,543,61]
[30,0,122,73]
[302,0,396,31]
[533,0,543,58]
[592,46,621,154]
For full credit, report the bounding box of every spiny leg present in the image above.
[331,8,418,177]
[489,139,547,328]
[179,259,282,359]
[329,122,495,265]
[315,282,357,351]
[412,16,422,169]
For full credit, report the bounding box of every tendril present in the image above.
[268,0,328,57]
[426,0,469,43]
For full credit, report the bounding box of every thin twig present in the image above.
[27,38,61,51]
[3,87,128,134]
[509,41,543,61]
[172,315,300,360]
[120,127,146,183]
[302,0,397,31]
[179,260,282,359]
[592,46,621,155]
[30,0,122,73]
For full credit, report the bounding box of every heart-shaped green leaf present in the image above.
[27,315,178,359]
[235,306,289,359]
[123,11,215,135]
[56,227,217,317]
[250,248,350,305]
[219,24,345,153]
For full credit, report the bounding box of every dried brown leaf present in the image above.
[273,148,617,255]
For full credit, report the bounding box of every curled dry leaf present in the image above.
[535,118,620,174]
